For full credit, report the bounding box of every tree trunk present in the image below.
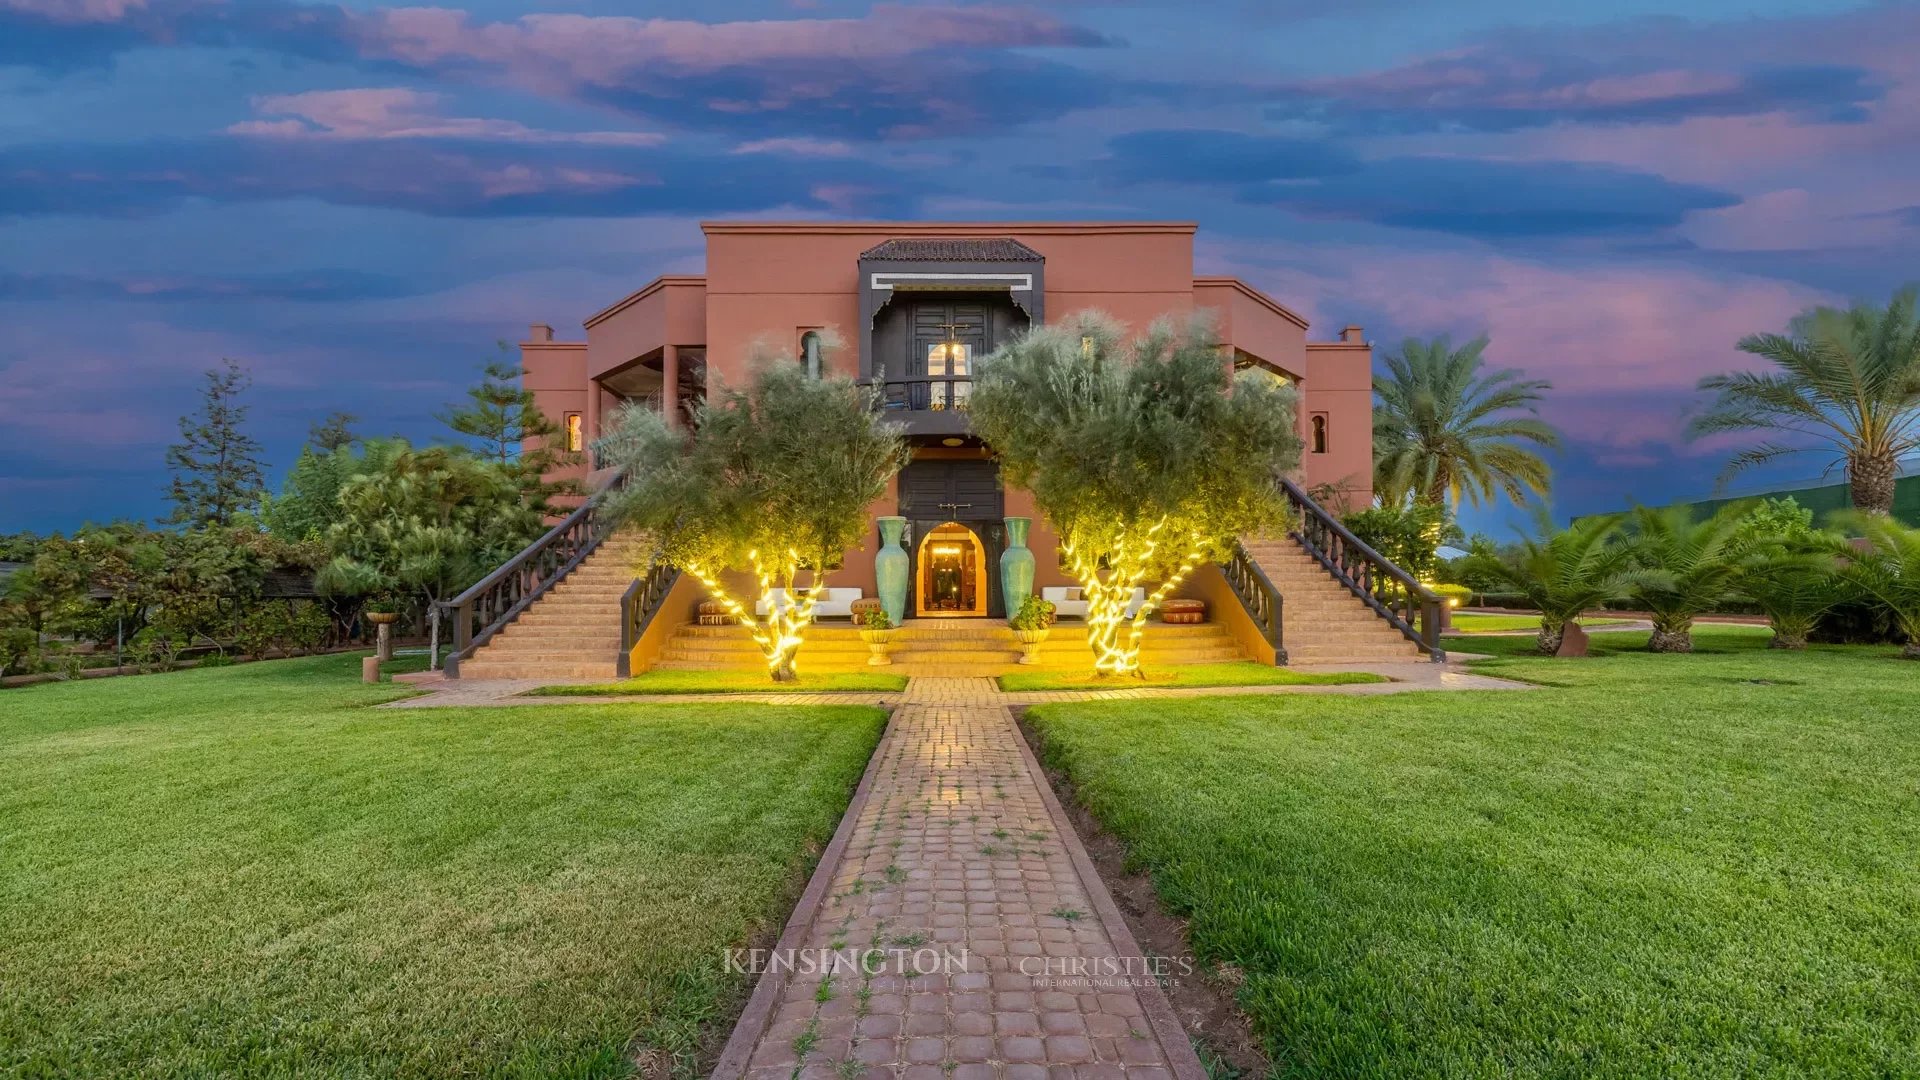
[427,603,440,670]
[1647,625,1693,653]
[1850,452,1898,515]
[1536,620,1563,656]
[1902,642,1920,661]
[1768,624,1808,650]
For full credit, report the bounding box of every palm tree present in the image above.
[1373,336,1562,510]
[1690,287,1920,515]
[1469,512,1632,654]
[1732,549,1849,651]
[1837,512,1920,659]
[1622,504,1753,653]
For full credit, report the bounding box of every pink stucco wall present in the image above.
[523,220,1378,594]
[1303,332,1376,508]
[519,330,589,495]
[701,222,1200,389]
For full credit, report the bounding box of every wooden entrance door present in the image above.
[899,459,1005,617]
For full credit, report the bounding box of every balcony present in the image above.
[863,375,974,435]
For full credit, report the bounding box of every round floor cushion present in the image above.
[697,599,736,626]
[1160,598,1206,624]
[849,597,884,621]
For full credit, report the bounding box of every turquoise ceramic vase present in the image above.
[875,516,909,627]
[1000,516,1035,619]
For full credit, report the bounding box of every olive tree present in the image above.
[969,311,1301,676]
[596,354,908,682]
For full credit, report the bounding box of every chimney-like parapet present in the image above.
[1340,325,1364,344]
[528,323,555,343]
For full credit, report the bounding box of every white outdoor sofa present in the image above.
[1040,586,1146,620]
[756,588,864,619]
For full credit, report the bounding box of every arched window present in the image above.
[800,331,823,379]
[1310,414,1328,454]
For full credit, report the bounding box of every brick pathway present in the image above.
[711,679,1207,1079]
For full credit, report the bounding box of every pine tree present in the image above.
[308,411,359,453]
[439,351,578,508]
[164,359,266,528]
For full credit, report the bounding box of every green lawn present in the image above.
[1449,612,1634,633]
[0,654,886,1079]
[998,661,1385,692]
[1026,627,1920,1077]
[528,669,908,696]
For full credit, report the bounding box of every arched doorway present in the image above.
[916,522,989,617]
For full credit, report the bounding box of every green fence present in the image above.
[1582,473,1920,528]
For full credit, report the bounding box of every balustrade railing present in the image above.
[1221,541,1286,664]
[1279,477,1446,661]
[438,472,625,678]
[615,560,682,678]
[862,375,973,413]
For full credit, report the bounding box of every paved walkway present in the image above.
[383,662,1530,709]
[383,668,1530,1076]
[712,678,1208,1080]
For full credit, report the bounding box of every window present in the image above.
[927,342,971,410]
[565,412,584,453]
[800,330,823,379]
[1310,414,1328,455]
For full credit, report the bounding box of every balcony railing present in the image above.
[861,375,973,433]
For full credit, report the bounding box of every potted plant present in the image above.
[1009,595,1053,665]
[858,607,896,666]
[363,596,401,662]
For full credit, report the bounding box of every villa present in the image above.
[445,221,1434,679]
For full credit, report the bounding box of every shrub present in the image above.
[1009,595,1054,632]
[1342,502,1458,583]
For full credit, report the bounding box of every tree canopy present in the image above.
[164,359,266,528]
[596,356,908,680]
[1690,287,1920,515]
[1373,336,1561,510]
[968,310,1300,674]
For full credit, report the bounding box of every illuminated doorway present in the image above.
[916,522,988,617]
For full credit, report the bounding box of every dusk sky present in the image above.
[3,0,1916,536]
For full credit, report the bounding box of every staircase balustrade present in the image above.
[439,473,625,678]
[1278,477,1446,662]
[1220,542,1287,665]
[616,560,683,677]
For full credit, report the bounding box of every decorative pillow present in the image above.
[1064,588,1082,601]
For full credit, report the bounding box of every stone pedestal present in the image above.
[361,656,381,684]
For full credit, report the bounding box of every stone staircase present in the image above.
[653,620,1245,678]
[455,533,651,680]
[450,530,1421,681]
[1240,536,1424,663]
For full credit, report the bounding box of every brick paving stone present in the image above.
[712,678,1212,1078]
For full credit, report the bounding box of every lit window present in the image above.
[800,331,823,379]
[927,341,971,377]
[565,412,584,452]
[1310,414,1328,454]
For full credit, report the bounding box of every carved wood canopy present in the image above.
[857,237,1044,378]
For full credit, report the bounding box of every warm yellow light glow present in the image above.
[1062,518,1204,678]
[931,544,961,556]
[685,554,826,682]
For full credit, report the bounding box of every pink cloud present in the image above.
[1208,243,1834,456]
[341,4,1109,101]
[227,87,664,146]
[0,0,145,24]
[732,137,854,157]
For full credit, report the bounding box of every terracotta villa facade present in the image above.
[520,222,1373,618]
[443,221,1430,679]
